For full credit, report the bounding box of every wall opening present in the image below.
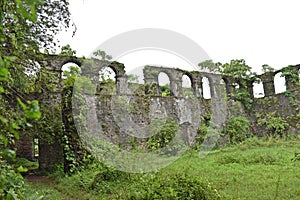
[253,78,265,98]
[61,62,81,79]
[202,77,211,99]
[34,138,39,160]
[158,72,171,96]
[274,72,286,94]
[182,74,194,98]
[98,67,117,95]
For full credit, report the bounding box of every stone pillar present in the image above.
[261,72,275,97]
[170,79,182,97]
[208,77,217,99]
[247,79,255,99]
[143,66,159,95]
[116,75,128,95]
[192,77,201,98]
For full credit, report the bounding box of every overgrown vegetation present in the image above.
[225,116,251,144]
[1,1,300,199]
[22,136,300,199]
[257,111,289,137]
[0,0,72,198]
[199,59,258,109]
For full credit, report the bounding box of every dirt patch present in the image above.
[24,174,55,185]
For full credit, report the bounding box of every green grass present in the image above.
[24,137,300,199]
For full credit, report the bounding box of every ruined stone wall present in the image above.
[15,54,300,169]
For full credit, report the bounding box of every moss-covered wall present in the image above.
[16,55,300,169]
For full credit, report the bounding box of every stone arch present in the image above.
[61,62,81,79]
[158,71,171,96]
[202,76,211,99]
[60,58,82,69]
[274,72,286,94]
[182,74,194,98]
[252,78,265,98]
[107,61,126,77]
[98,66,117,95]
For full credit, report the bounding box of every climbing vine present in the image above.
[257,111,289,137]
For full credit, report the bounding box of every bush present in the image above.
[257,112,289,137]
[225,116,250,144]
[91,169,221,199]
[147,118,180,154]
[0,155,26,199]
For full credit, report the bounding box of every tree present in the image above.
[0,0,72,198]
[1,0,73,92]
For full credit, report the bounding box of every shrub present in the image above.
[91,169,221,199]
[225,116,250,144]
[146,118,179,154]
[257,112,289,137]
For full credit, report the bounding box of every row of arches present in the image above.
[59,62,214,99]
[157,72,212,99]
[252,69,300,98]
[59,61,300,99]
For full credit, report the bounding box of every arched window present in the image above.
[182,74,194,98]
[253,78,265,98]
[98,67,117,95]
[202,77,211,99]
[158,72,171,96]
[61,62,80,79]
[274,72,286,94]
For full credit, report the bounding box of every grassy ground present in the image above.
[24,137,300,199]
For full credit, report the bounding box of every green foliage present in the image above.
[90,168,221,199]
[59,44,77,56]
[160,84,171,96]
[257,112,289,137]
[0,97,41,199]
[199,59,256,109]
[195,124,208,146]
[198,59,220,73]
[217,151,280,165]
[281,66,300,86]
[291,152,300,162]
[225,116,250,144]
[63,135,77,174]
[62,65,81,87]
[0,161,24,200]
[146,118,179,152]
[92,50,112,61]
[262,64,275,73]
[13,158,38,171]
[0,0,71,198]
[22,137,300,199]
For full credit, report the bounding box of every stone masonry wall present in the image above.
[15,55,300,169]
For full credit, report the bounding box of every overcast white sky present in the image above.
[58,0,300,74]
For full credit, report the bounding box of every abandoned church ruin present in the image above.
[15,55,300,170]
